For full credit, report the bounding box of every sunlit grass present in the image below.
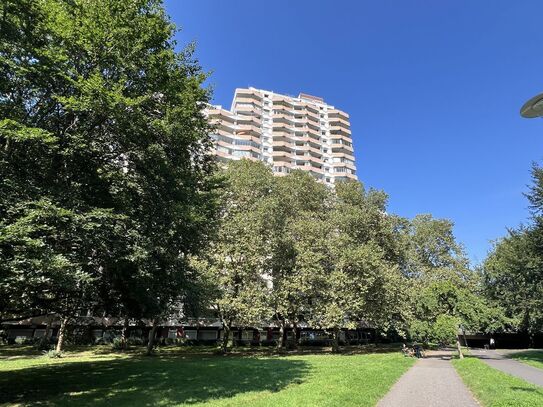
[0,346,414,406]
[507,350,543,371]
[453,357,543,407]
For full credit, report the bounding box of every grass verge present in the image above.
[452,357,543,407]
[0,346,414,406]
[507,350,543,370]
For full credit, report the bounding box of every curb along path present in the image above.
[470,349,543,387]
[377,350,479,407]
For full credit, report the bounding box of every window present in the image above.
[241,330,254,341]
[185,330,197,340]
[232,150,251,158]
[199,331,217,340]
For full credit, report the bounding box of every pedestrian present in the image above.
[489,337,495,349]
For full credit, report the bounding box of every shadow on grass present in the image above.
[0,355,310,406]
[510,386,540,393]
[0,345,44,361]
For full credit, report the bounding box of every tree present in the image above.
[0,0,216,351]
[267,171,330,349]
[484,228,543,345]
[197,160,272,353]
[405,215,507,357]
[311,181,408,352]
[482,164,543,346]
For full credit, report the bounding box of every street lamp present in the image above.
[520,92,543,118]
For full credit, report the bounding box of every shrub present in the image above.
[127,337,144,346]
[43,349,63,358]
[111,337,124,350]
[36,337,54,351]
[14,337,35,345]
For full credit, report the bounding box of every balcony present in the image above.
[330,126,351,136]
[235,105,260,115]
[328,109,349,120]
[237,116,262,126]
[237,124,261,137]
[235,97,262,107]
[328,116,350,127]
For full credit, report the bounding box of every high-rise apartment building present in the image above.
[205,87,356,185]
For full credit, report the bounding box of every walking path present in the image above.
[470,348,543,387]
[377,350,479,407]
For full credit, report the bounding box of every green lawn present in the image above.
[0,346,413,406]
[453,357,543,407]
[507,350,543,370]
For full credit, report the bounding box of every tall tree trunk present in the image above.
[332,327,340,353]
[146,318,158,356]
[277,319,285,351]
[462,328,468,348]
[55,317,69,352]
[293,321,299,348]
[121,317,130,350]
[221,321,231,353]
[456,338,464,359]
[44,316,53,339]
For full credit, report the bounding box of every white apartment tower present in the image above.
[205,87,357,185]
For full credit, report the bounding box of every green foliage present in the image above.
[483,164,543,337]
[42,349,63,359]
[406,214,506,341]
[194,160,274,344]
[431,315,460,345]
[0,0,217,339]
[306,181,410,346]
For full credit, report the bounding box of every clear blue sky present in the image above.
[165,0,543,264]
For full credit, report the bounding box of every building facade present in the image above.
[205,87,357,185]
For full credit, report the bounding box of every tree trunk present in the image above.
[44,316,53,339]
[55,317,69,352]
[462,329,468,348]
[277,320,285,351]
[332,327,340,353]
[293,321,299,348]
[121,317,130,350]
[221,321,231,353]
[456,338,464,359]
[146,318,158,356]
[38,316,53,349]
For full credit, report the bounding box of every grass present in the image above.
[453,357,543,407]
[0,345,414,406]
[507,350,543,370]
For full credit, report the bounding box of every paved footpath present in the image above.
[377,350,479,407]
[470,349,543,387]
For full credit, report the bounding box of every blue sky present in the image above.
[165,0,543,264]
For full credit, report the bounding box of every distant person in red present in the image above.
[177,327,185,338]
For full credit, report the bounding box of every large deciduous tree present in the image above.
[268,170,330,349]
[0,0,216,351]
[483,164,543,345]
[197,160,272,353]
[312,181,408,352]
